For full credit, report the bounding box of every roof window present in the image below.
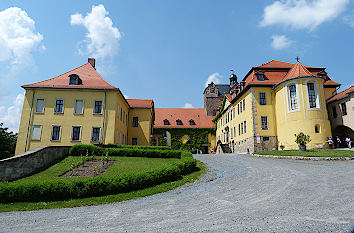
[256,71,265,81]
[176,119,183,125]
[69,74,82,85]
[163,119,170,125]
[189,120,196,126]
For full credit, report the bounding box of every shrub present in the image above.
[69,144,105,157]
[0,154,197,203]
[105,144,171,150]
[294,132,311,146]
[105,148,181,159]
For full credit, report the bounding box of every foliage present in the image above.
[105,148,181,158]
[254,149,354,157]
[105,144,171,150]
[0,153,197,203]
[294,132,311,146]
[69,144,104,157]
[0,123,17,160]
[154,128,215,153]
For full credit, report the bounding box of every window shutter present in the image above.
[75,100,84,114]
[31,125,42,140]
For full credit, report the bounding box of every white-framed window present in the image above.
[241,122,243,134]
[132,137,138,145]
[306,81,320,109]
[261,116,268,130]
[287,84,299,111]
[93,100,103,114]
[74,100,84,114]
[259,92,266,105]
[91,127,101,142]
[51,125,62,141]
[71,126,82,141]
[31,125,42,140]
[243,99,245,110]
[35,99,45,113]
[54,99,64,113]
[238,124,241,136]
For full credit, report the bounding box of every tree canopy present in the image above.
[0,123,17,159]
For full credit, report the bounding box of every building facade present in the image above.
[15,59,154,155]
[215,60,340,153]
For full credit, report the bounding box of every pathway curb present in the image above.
[251,153,354,161]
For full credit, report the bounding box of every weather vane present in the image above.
[295,56,300,62]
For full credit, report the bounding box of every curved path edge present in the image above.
[251,153,354,160]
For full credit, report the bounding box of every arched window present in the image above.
[189,120,196,126]
[176,119,183,125]
[288,84,298,111]
[69,74,82,85]
[163,119,170,125]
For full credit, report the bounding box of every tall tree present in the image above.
[0,123,17,159]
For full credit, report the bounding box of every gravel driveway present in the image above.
[0,154,353,232]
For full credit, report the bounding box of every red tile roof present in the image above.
[127,99,154,108]
[327,85,354,103]
[243,60,340,87]
[22,61,118,90]
[282,61,315,82]
[154,108,215,128]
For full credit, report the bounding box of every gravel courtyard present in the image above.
[0,154,353,232]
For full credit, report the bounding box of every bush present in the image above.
[69,145,104,157]
[0,154,197,203]
[105,144,171,150]
[105,148,181,159]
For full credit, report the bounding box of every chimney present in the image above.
[88,58,95,69]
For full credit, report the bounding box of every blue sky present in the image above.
[0,0,353,132]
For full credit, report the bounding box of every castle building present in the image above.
[214,60,340,153]
[326,85,354,142]
[203,83,231,116]
[153,108,216,153]
[15,59,154,155]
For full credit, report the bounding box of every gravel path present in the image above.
[1,154,353,232]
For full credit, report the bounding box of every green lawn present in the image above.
[0,161,206,212]
[255,149,354,157]
[13,156,181,184]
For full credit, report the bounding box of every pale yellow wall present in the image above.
[208,133,216,151]
[275,77,332,149]
[216,90,253,144]
[115,92,129,145]
[15,89,125,155]
[128,108,153,146]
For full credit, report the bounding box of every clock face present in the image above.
[210,88,215,93]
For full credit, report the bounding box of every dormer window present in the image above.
[69,74,82,85]
[163,119,170,125]
[256,71,265,81]
[317,71,328,80]
[189,120,196,126]
[176,119,183,125]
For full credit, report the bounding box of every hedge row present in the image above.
[106,144,171,150]
[69,145,180,158]
[0,156,197,203]
[105,148,181,159]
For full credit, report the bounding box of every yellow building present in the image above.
[215,60,340,153]
[15,58,154,155]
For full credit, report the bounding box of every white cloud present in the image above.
[205,72,223,87]
[271,35,293,50]
[0,7,44,69]
[183,103,194,108]
[343,12,354,28]
[0,93,25,133]
[260,0,349,30]
[71,4,121,59]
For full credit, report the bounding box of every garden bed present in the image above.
[61,159,115,178]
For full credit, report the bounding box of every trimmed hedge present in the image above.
[106,144,171,150]
[0,154,197,203]
[105,148,181,159]
[69,144,104,157]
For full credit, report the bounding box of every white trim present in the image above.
[71,126,82,141]
[74,99,84,115]
[34,98,45,113]
[54,99,64,114]
[51,125,62,141]
[300,81,306,119]
[91,127,101,142]
[30,125,42,141]
[93,100,103,115]
[305,79,321,111]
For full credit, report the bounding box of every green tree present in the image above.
[0,123,17,159]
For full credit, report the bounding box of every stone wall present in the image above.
[231,137,254,154]
[230,136,277,154]
[0,146,70,181]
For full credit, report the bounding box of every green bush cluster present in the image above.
[105,148,181,158]
[69,144,104,157]
[106,144,171,150]
[0,154,196,203]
